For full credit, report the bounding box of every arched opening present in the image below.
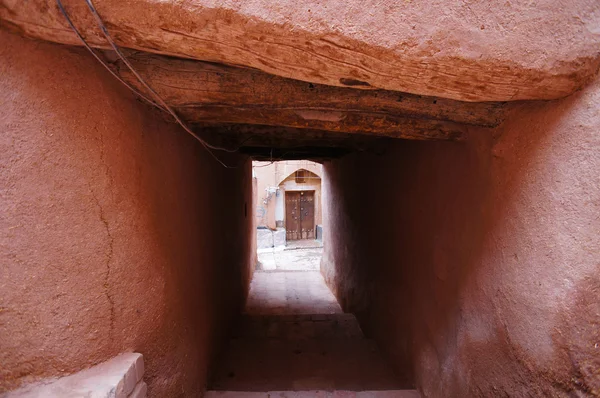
[253,161,324,273]
[254,161,323,251]
[278,168,322,242]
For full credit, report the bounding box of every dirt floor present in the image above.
[209,248,403,392]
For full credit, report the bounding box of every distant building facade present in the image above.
[253,161,323,244]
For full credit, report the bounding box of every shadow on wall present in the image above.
[321,78,600,396]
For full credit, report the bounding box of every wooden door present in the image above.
[300,191,315,239]
[285,192,301,240]
[285,191,315,240]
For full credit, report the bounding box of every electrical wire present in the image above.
[82,0,238,155]
[56,0,163,110]
[56,0,242,168]
[252,161,278,168]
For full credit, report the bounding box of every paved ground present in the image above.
[285,240,324,250]
[245,270,342,315]
[208,247,407,393]
[258,247,323,271]
[209,323,404,391]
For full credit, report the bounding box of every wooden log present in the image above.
[183,106,464,140]
[115,52,505,130]
[1,0,599,102]
[111,52,505,141]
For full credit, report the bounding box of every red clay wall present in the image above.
[0,31,254,396]
[322,77,600,396]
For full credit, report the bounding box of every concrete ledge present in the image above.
[273,229,286,248]
[257,228,274,249]
[4,353,145,398]
[257,228,286,250]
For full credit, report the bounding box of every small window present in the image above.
[295,170,307,183]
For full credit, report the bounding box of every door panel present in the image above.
[285,191,315,240]
[300,191,315,239]
[285,192,300,240]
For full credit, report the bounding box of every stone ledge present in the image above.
[257,228,287,250]
[4,353,145,398]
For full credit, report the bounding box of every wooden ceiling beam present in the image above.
[115,52,504,128]
[110,52,505,141]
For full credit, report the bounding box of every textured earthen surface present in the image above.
[1,0,599,101]
[0,30,254,396]
[244,271,341,316]
[210,268,403,392]
[321,76,600,395]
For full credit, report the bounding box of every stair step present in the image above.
[209,338,401,391]
[205,390,420,397]
[233,314,364,340]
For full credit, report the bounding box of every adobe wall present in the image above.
[0,30,254,396]
[322,76,600,395]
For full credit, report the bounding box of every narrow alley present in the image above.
[207,247,418,396]
[2,4,600,397]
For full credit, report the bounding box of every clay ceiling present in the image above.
[2,0,599,160]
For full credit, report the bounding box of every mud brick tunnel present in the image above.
[1,1,599,397]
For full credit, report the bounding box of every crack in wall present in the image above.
[90,188,115,338]
[90,127,117,337]
[97,128,115,189]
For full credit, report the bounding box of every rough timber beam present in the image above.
[110,52,507,141]
[184,106,464,141]
[113,52,505,135]
[1,0,599,102]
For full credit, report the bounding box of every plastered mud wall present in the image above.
[322,77,600,396]
[0,30,254,396]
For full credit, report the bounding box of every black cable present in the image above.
[56,0,164,110]
[57,0,242,168]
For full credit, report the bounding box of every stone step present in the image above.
[209,338,402,391]
[205,390,420,397]
[233,314,364,340]
[5,353,146,398]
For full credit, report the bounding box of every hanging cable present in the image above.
[56,0,163,110]
[56,0,243,168]
[81,0,238,154]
